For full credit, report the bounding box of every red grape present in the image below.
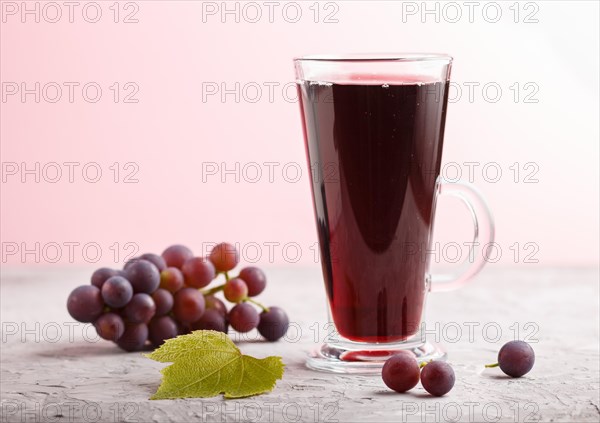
[204,295,227,316]
[71,243,286,352]
[181,257,216,288]
[223,278,248,303]
[257,306,289,341]
[173,288,205,323]
[116,323,148,352]
[159,267,185,293]
[209,243,239,272]
[67,285,104,323]
[238,267,267,297]
[124,259,160,294]
[228,303,259,333]
[124,293,156,323]
[95,313,125,341]
[101,276,133,308]
[139,253,167,272]
[162,244,193,269]
[149,316,179,347]
[497,340,535,377]
[178,322,192,335]
[191,309,228,333]
[381,352,420,393]
[420,361,455,396]
[90,268,119,289]
[152,289,174,316]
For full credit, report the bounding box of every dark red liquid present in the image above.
[298,79,449,343]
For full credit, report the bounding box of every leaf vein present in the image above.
[170,356,240,394]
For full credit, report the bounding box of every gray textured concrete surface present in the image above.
[1,266,599,422]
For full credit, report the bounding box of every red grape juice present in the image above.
[298,78,449,343]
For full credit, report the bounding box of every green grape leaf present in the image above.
[145,330,284,400]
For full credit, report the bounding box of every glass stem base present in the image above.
[306,339,446,374]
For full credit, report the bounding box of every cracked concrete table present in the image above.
[1,267,599,422]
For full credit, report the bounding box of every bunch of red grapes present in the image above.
[66,243,290,351]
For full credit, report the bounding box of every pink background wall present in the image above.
[1,1,598,269]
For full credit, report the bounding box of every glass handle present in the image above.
[430,179,495,292]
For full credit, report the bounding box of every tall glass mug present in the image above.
[294,54,495,373]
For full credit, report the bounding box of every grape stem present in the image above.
[199,272,230,295]
[485,363,500,368]
[419,360,432,368]
[244,297,269,313]
[200,283,225,296]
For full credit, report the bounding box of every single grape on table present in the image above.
[486,340,535,377]
[66,242,289,351]
[381,352,420,393]
[420,361,455,397]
